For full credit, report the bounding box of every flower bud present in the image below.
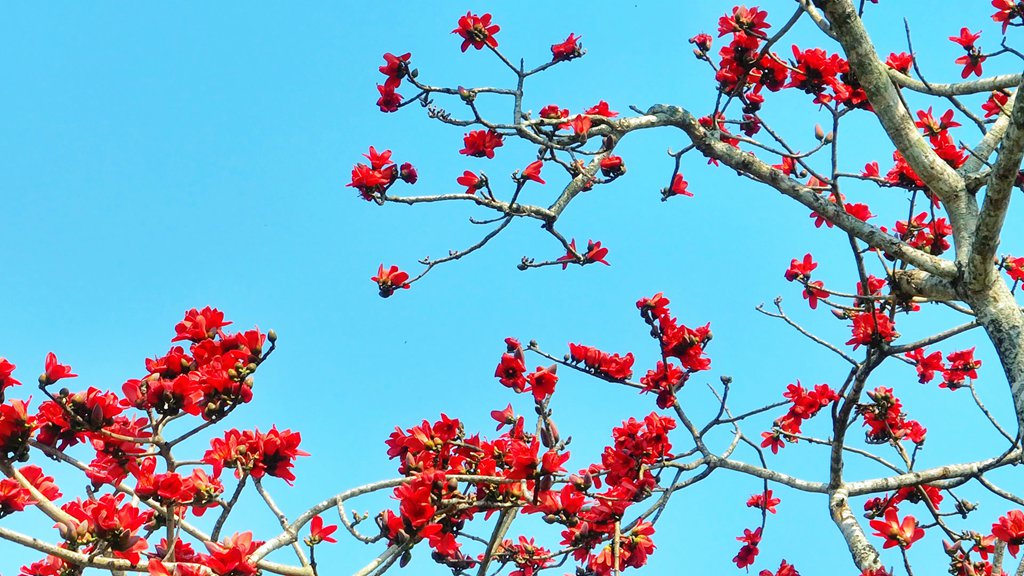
[814,124,825,141]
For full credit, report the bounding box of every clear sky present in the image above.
[2,2,1022,575]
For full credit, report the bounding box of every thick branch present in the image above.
[889,70,1022,96]
[818,0,973,260]
[630,104,956,278]
[969,77,1024,291]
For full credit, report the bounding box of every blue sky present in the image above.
[2,2,1022,575]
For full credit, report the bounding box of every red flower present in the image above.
[785,253,817,281]
[956,52,987,78]
[371,264,411,298]
[173,307,231,342]
[760,560,800,576]
[495,352,527,392]
[41,353,77,385]
[803,280,827,309]
[1005,255,1024,282]
[870,508,924,549]
[457,170,486,194]
[941,348,981,389]
[949,27,982,49]
[993,510,1024,556]
[885,52,913,73]
[984,91,1011,117]
[526,365,558,401]
[733,527,762,568]
[747,489,781,513]
[905,348,945,383]
[665,173,692,198]
[550,33,583,62]
[399,162,417,184]
[539,104,569,123]
[949,29,986,78]
[689,33,713,53]
[557,239,610,269]
[915,108,960,140]
[846,311,898,348]
[718,5,771,39]
[376,83,402,113]
[584,100,618,117]
[490,403,516,430]
[304,515,338,545]
[452,12,500,52]
[569,114,592,135]
[0,358,20,394]
[761,430,786,453]
[599,155,625,177]
[460,130,504,159]
[521,160,545,184]
[993,0,1024,33]
[379,52,411,88]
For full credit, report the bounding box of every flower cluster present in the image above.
[347,146,417,201]
[0,465,60,519]
[906,347,981,390]
[846,311,899,349]
[895,212,953,255]
[203,426,308,484]
[784,253,828,309]
[567,343,634,380]
[376,52,411,112]
[858,387,926,445]
[950,27,986,78]
[760,381,837,454]
[634,293,710,407]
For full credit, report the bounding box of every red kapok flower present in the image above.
[457,170,486,194]
[550,33,583,62]
[304,515,338,546]
[993,510,1024,556]
[41,353,77,385]
[372,264,411,298]
[785,253,817,281]
[585,100,618,117]
[521,160,546,184]
[665,173,692,198]
[0,358,21,394]
[452,12,500,52]
[870,508,924,549]
[460,130,504,159]
[599,155,625,178]
[747,489,781,514]
[376,83,402,113]
[379,52,411,88]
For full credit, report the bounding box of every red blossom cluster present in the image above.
[858,387,926,445]
[760,381,837,453]
[376,52,411,112]
[949,27,986,78]
[906,347,982,390]
[846,311,899,349]
[346,146,417,201]
[895,212,954,255]
[635,293,710,407]
[784,253,828,309]
[0,308,326,575]
[567,343,634,380]
[204,427,307,484]
[0,465,60,518]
